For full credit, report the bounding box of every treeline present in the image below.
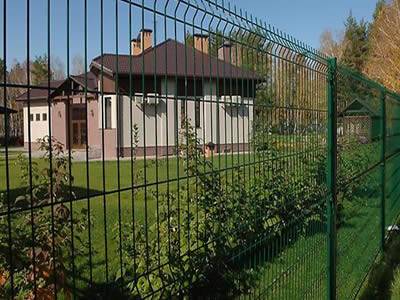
[0,54,84,140]
[320,0,400,93]
[0,55,63,139]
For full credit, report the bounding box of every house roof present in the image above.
[90,39,259,80]
[340,98,380,117]
[16,80,66,101]
[16,72,97,102]
[70,72,98,91]
[0,106,17,114]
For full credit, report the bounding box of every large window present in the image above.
[104,97,112,129]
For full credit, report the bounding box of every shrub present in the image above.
[0,136,89,299]
[115,119,326,298]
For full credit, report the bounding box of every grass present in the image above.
[0,150,265,289]
[0,139,391,299]
[242,175,382,299]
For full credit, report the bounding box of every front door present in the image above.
[70,106,87,149]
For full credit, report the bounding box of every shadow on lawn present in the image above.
[65,218,327,299]
[0,186,103,215]
[190,218,327,298]
[67,263,133,300]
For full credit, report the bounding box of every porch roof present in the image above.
[16,72,98,102]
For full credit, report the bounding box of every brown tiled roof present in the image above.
[71,72,98,91]
[16,72,97,102]
[90,39,258,80]
[16,80,66,101]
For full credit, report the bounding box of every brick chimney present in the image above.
[218,41,241,66]
[131,39,141,55]
[193,33,209,54]
[131,29,153,56]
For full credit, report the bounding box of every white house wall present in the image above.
[107,79,254,154]
[23,102,50,144]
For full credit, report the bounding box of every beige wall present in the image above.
[23,101,50,144]
[51,101,68,147]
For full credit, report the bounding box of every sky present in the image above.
[229,0,378,49]
[0,0,379,73]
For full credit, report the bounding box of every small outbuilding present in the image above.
[339,98,381,141]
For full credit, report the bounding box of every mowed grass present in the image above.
[0,149,267,289]
[239,168,382,299]
[0,139,382,299]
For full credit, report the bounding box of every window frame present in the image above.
[104,96,112,129]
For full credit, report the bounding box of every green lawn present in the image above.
[0,150,267,290]
[233,180,381,299]
[0,140,385,299]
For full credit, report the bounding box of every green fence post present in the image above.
[380,88,386,250]
[327,57,337,300]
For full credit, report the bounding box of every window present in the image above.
[42,113,47,121]
[36,113,40,121]
[72,107,85,120]
[30,114,33,121]
[104,97,112,129]
[195,99,201,128]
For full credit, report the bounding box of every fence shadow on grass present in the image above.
[0,186,103,214]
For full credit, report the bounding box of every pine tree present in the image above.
[341,13,370,72]
[31,55,52,85]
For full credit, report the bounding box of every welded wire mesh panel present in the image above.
[0,0,331,298]
[237,45,329,300]
[3,0,400,299]
[385,93,400,227]
[335,66,383,299]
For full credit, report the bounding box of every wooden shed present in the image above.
[339,98,381,141]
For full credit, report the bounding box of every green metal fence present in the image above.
[1,0,400,299]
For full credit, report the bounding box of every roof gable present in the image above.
[16,72,97,102]
[340,98,379,117]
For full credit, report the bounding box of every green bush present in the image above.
[115,119,327,298]
[0,136,89,299]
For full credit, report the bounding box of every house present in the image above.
[17,29,257,158]
[339,98,380,141]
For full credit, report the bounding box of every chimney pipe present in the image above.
[193,33,209,54]
[131,29,153,56]
[131,39,141,56]
[218,40,241,66]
